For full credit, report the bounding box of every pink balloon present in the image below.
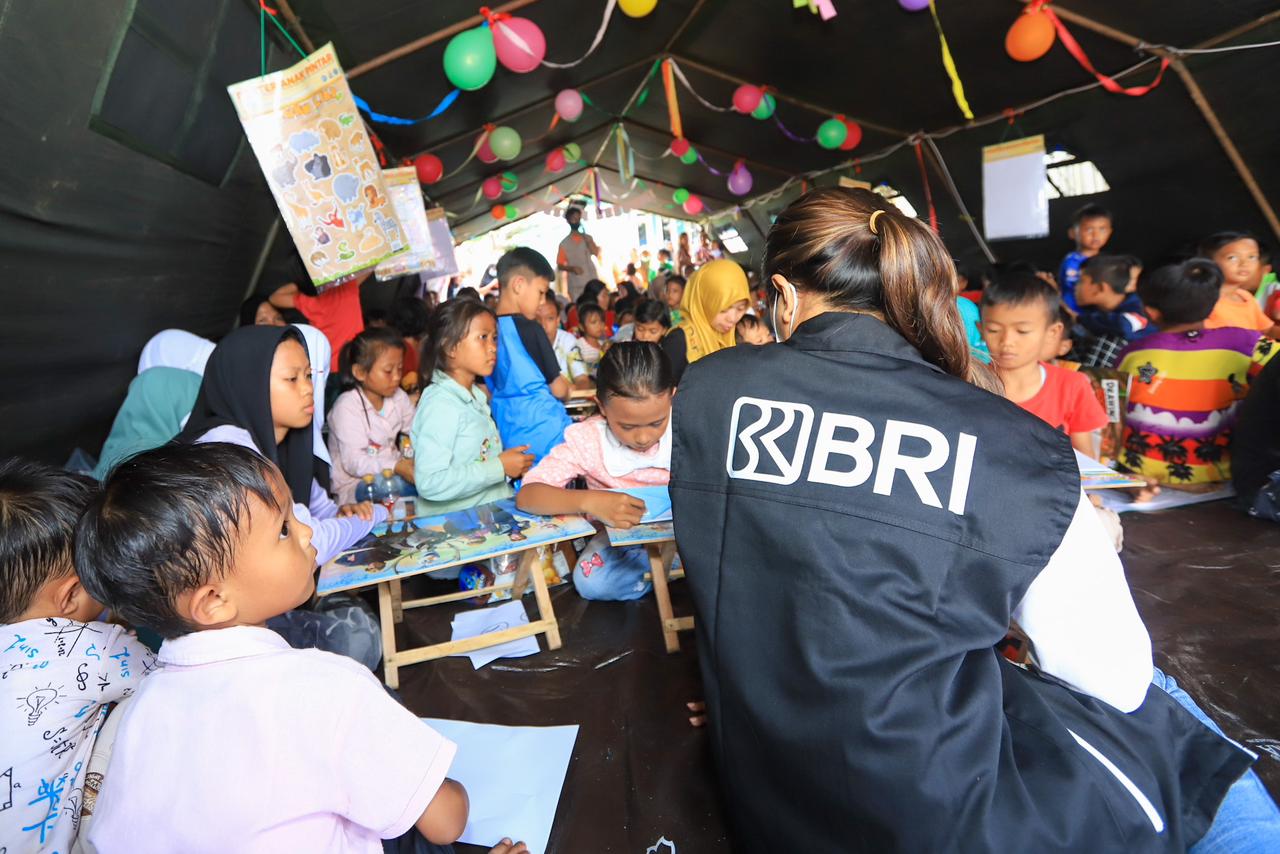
[555,89,584,122]
[733,85,763,114]
[671,137,691,157]
[728,164,753,196]
[546,149,566,172]
[482,176,502,200]
[493,17,546,73]
[898,0,931,10]
[683,195,704,215]
[477,134,498,164]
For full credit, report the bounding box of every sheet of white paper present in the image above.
[450,601,540,669]
[983,135,1049,241]
[421,718,579,854]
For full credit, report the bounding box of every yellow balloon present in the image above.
[619,0,658,18]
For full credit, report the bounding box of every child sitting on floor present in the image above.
[413,299,534,515]
[328,327,417,506]
[0,459,157,853]
[571,304,610,388]
[1116,258,1278,485]
[981,273,1108,456]
[735,313,774,346]
[516,342,674,601]
[1201,231,1280,337]
[1071,254,1154,367]
[74,443,527,854]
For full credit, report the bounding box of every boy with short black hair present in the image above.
[1058,203,1114,313]
[74,443,528,854]
[1072,253,1155,367]
[981,273,1108,456]
[1116,259,1278,485]
[0,458,156,852]
[490,247,572,463]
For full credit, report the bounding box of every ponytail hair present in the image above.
[596,341,675,404]
[337,326,404,392]
[764,187,995,391]
[421,298,495,383]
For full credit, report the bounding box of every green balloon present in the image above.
[443,27,496,91]
[673,188,690,204]
[751,93,776,120]
[504,204,519,220]
[563,142,582,163]
[489,126,522,161]
[500,171,519,192]
[679,147,698,165]
[817,118,848,150]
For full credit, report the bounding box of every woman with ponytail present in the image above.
[669,187,1274,852]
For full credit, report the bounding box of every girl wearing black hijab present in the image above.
[671,188,1274,852]
[177,326,385,669]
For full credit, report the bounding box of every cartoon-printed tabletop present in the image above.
[317,498,595,596]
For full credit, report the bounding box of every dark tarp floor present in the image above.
[390,501,1280,852]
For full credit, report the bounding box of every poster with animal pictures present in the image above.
[227,43,407,286]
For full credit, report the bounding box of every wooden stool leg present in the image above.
[377,582,400,690]
[524,547,562,650]
[389,579,405,624]
[648,544,679,653]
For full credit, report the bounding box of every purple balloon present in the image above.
[727,165,754,196]
[898,0,931,10]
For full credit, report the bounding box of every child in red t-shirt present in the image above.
[982,272,1108,455]
[269,270,371,372]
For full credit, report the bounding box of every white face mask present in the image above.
[771,280,799,342]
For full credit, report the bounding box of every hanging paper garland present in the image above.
[925,1,973,120]
[1017,1,1170,96]
[542,0,619,68]
[661,59,684,140]
[443,25,497,91]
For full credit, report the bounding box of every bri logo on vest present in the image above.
[725,396,977,516]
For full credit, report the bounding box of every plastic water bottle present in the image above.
[378,468,400,518]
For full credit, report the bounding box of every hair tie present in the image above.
[868,209,885,235]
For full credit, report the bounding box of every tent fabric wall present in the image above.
[0,1,279,462]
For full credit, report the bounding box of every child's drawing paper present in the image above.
[605,520,675,548]
[1097,482,1236,514]
[420,718,579,854]
[450,601,540,669]
[610,486,673,522]
[1074,450,1149,490]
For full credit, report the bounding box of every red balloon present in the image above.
[546,149,566,172]
[482,176,502,200]
[491,204,507,221]
[670,137,691,157]
[477,135,499,164]
[839,119,863,151]
[1006,10,1056,62]
[413,153,444,184]
[732,84,763,114]
[683,195,704,215]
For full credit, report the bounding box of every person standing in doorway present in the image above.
[557,205,600,302]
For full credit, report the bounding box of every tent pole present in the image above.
[922,137,996,263]
[346,0,543,80]
[271,0,317,53]
[1168,60,1280,242]
[590,57,663,167]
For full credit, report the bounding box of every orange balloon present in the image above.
[491,204,507,220]
[1006,11,1055,62]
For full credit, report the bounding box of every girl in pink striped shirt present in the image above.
[517,342,674,600]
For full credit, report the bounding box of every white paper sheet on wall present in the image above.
[982,135,1049,241]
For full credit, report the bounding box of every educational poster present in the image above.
[425,207,460,278]
[317,498,594,595]
[228,44,407,286]
[982,134,1049,241]
[374,167,436,280]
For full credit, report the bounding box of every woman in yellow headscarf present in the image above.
[660,259,751,383]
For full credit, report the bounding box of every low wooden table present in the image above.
[318,498,594,688]
[606,521,694,653]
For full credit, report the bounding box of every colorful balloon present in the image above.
[491,204,507,221]
[728,163,753,196]
[682,195,704,216]
[489,126,522,161]
[679,149,698,166]
[492,17,546,73]
[670,137,691,157]
[733,84,764,114]
[563,142,582,162]
[413,153,444,185]
[619,0,658,18]
[751,93,776,121]
[443,26,497,91]
[839,118,863,151]
[898,0,931,10]
[672,188,690,205]
[555,89,584,122]
[477,134,498,164]
[546,149,566,172]
[505,204,519,220]
[501,171,519,192]
[1006,10,1056,62]
[482,176,503,200]
[817,117,848,150]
